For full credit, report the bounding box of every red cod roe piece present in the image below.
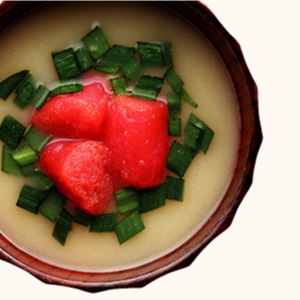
[40,140,115,215]
[31,82,111,140]
[102,94,170,189]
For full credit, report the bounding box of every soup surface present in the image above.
[0,2,240,271]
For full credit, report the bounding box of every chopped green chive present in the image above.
[95,45,136,74]
[51,79,83,97]
[21,164,37,177]
[90,213,119,232]
[115,187,139,215]
[110,76,130,95]
[168,117,181,136]
[137,42,164,68]
[187,113,214,154]
[161,42,173,67]
[165,176,184,201]
[74,210,90,227]
[30,171,54,191]
[131,75,163,100]
[120,56,143,82]
[81,26,110,61]
[167,92,181,116]
[0,115,26,149]
[139,184,166,213]
[74,47,94,72]
[0,70,30,100]
[1,145,23,176]
[115,210,145,244]
[166,141,196,178]
[164,68,198,108]
[164,67,184,94]
[16,184,46,214]
[23,125,51,153]
[52,48,81,80]
[39,189,66,223]
[11,145,39,167]
[13,74,36,109]
[52,208,73,245]
[180,88,198,108]
[29,85,50,111]
[184,122,205,153]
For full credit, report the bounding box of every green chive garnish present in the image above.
[39,189,66,223]
[74,210,90,227]
[164,67,198,108]
[186,113,214,154]
[0,70,30,100]
[161,42,173,67]
[16,184,46,214]
[52,48,81,80]
[180,88,198,108]
[90,213,119,232]
[13,74,36,109]
[52,208,73,245]
[165,176,184,201]
[30,171,54,191]
[0,115,26,149]
[131,75,163,100]
[51,79,83,97]
[10,145,39,167]
[110,76,130,96]
[115,210,145,244]
[95,45,136,74]
[139,184,166,213]
[1,145,23,176]
[74,47,94,72]
[167,92,181,116]
[23,125,51,153]
[21,164,37,177]
[184,122,205,153]
[166,141,196,178]
[168,117,181,136]
[120,55,143,82]
[81,26,110,61]
[137,42,164,68]
[29,85,50,111]
[164,67,184,94]
[115,187,139,215]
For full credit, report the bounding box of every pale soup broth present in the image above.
[0,2,239,271]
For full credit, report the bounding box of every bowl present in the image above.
[0,0,262,292]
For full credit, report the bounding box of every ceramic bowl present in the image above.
[0,1,262,292]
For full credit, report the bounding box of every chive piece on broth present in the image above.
[10,145,39,167]
[29,85,50,111]
[0,70,30,101]
[115,187,139,215]
[131,75,163,101]
[110,76,130,96]
[115,210,145,244]
[52,208,73,246]
[16,184,46,214]
[0,115,26,149]
[166,140,196,178]
[81,26,110,61]
[23,125,51,153]
[52,48,81,80]
[1,145,23,176]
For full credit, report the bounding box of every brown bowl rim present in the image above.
[0,0,262,293]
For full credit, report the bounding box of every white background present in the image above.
[1,0,299,299]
